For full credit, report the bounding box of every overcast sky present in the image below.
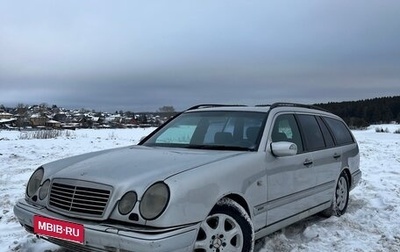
[1,1,399,112]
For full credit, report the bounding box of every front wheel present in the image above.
[321,172,350,217]
[194,198,254,252]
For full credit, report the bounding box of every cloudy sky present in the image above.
[1,1,399,112]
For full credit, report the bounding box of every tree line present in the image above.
[315,96,400,128]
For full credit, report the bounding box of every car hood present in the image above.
[43,145,243,194]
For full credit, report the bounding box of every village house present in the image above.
[0,112,17,129]
[0,112,14,120]
[45,120,62,128]
[30,114,50,127]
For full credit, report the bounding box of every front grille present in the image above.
[49,180,111,218]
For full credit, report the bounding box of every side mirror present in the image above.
[271,141,297,157]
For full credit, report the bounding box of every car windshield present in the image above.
[142,111,267,151]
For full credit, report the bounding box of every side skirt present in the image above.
[254,201,331,240]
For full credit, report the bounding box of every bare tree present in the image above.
[158,106,175,113]
[15,103,29,128]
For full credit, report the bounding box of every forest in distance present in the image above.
[315,96,400,128]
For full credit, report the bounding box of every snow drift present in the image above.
[0,126,399,251]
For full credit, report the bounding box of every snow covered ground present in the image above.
[0,125,399,252]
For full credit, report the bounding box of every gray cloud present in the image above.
[1,0,400,112]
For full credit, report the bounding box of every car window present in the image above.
[316,116,335,148]
[144,111,267,150]
[324,117,354,145]
[155,117,198,144]
[272,114,304,153]
[297,114,325,151]
[203,116,235,144]
[155,125,196,144]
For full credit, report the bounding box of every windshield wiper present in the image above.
[185,144,255,151]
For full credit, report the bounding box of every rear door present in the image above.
[296,114,341,206]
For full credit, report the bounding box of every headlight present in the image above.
[118,191,137,215]
[140,182,169,220]
[39,179,50,200]
[26,168,44,198]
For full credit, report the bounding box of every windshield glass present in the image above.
[142,111,267,151]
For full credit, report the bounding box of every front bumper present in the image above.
[14,199,199,252]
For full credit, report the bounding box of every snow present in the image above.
[1,125,400,251]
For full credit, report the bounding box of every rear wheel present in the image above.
[321,172,350,217]
[194,198,254,252]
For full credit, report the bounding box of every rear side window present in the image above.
[297,115,325,151]
[316,116,335,148]
[324,117,354,146]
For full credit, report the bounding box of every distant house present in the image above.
[53,113,68,123]
[30,114,49,127]
[0,112,13,120]
[46,120,62,128]
[0,112,17,128]
[0,118,17,129]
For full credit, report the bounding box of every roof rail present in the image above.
[269,102,329,112]
[254,104,272,107]
[186,104,247,111]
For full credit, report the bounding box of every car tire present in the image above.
[194,198,254,252]
[321,172,350,217]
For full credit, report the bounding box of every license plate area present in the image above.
[34,215,84,244]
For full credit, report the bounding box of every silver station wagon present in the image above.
[14,103,361,252]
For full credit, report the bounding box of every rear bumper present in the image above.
[350,169,362,190]
[14,199,199,252]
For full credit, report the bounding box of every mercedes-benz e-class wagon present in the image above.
[14,103,361,252]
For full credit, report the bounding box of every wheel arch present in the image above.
[221,193,252,218]
[341,167,352,188]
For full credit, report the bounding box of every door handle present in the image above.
[333,153,341,159]
[303,159,313,166]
